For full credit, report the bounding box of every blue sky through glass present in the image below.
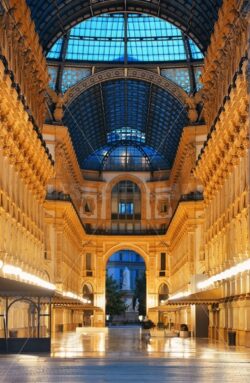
[47,14,203,63]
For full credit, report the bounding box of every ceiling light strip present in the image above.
[0,261,90,304]
[197,259,250,290]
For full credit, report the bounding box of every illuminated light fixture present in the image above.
[0,260,4,269]
[2,263,56,290]
[197,259,250,290]
[20,271,55,291]
[2,264,22,276]
[168,291,191,300]
[62,291,89,304]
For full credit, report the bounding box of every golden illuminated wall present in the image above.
[167,201,205,293]
[0,0,49,128]
[0,3,53,277]
[194,0,250,346]
[80,234,171,326]
[154,125,207,332]
[80,171,172,232]
[44,199,85,331]
[0,1,54,335]
[43,124,83,210]
[195,1,249,287]
[166,126,208,296]
[44,200,84,292]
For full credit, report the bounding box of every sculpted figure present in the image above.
[122,267,131,290]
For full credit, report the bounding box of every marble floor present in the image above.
[0,327,250,383]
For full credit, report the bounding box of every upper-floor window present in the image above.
[119,201,134,215]
[111,180,141,229]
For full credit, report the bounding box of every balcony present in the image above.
[83,226,166,236]
[46,191,71,202]
[111,213,141,220]
[179,191,203,202]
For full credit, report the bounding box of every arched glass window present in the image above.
[47,14,203,64]
[83,144,169,172]
[103,146,151,171]
[111,181,141,233]
[47,13,203,94]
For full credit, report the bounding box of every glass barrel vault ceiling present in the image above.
[63,79,188,172]
[47,14,203,62]
[27,0,222,54]
[47,14,204,93]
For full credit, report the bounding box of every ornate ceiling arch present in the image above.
[62,77,188,170]
[63,68,189,107]
[27,0,222,54]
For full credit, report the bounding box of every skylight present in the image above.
[107,128,146,144]
[47,14,203,63]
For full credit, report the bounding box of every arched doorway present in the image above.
[158,283,170,326]
[106,249,146,324]
[158,283,169,306]
[82,283,94,327]
[83,283,94,305]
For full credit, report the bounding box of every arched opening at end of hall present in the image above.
[106,250,146,325]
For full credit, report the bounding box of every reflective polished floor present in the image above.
[1,327,250,383]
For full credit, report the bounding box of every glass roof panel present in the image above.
[161,68,191,93]
[127,14,186,62]
[48,38,63,59]
[27,0,223,54]
[63,79,188,170]
[83,144,169,171]
[61,67,91,92]
[65,15,124,62]
[47,14,203,63]
[102,80,150,132]
[107,128,146,144]
[189,40,204,60]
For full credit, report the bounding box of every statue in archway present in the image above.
[122,267,131,290]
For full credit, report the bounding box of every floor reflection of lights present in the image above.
[1,328,250,383]
[50,327,250,361]
[147,337,194,359]
[51,331,107,357]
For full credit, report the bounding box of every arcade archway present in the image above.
[106,249,146,324]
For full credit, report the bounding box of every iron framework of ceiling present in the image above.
[27,0,222,54]
[45,13,204,95]
[63,78,188,170]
